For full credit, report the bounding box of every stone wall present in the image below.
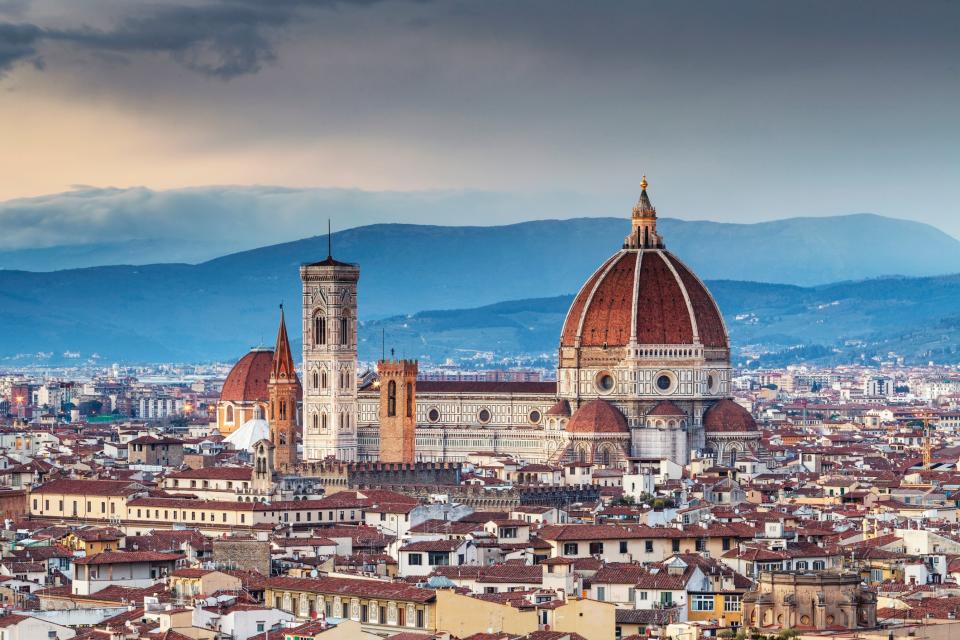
[212,538,271,575]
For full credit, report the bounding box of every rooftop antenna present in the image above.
[381,328,386,362]
[327,219,332,259]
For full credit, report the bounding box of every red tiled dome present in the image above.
[220,349,274,402]
[560,249,727,350]
[703,399,758,433]
[566,399,629,434]
[647,400,685,417]
[546,399,571,417]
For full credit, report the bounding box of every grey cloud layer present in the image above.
[0,0,386,78]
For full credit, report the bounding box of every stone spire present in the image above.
[625,175,663,249]
[271,305,297,382]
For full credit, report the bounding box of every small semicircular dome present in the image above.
[566,399,629,434]
[703,399,758,433]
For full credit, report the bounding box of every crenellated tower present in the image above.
[268,306,301,468]
[377,359,418,463]
[300,247,360,461]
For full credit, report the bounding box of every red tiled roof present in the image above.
[433,564,542,584]
[647,400,685,417]
[73,551,182,565]
[400,539,464,552]
[264,575,435,603]
[546,399,571,417]
[34,478,143,496]
[220,349,274,402]
[704,399,758,433]
[566,399,628,434]
[561,248,727,350]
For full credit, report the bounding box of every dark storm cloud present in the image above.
[0,22,41,74]
[0,0,390,79]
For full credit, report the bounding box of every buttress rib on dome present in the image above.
[220,349,274,402]
[560,249,728,351]
[703,399,758,433]
[566,399,629,434]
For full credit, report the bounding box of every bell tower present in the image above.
[300,238,360,461]
[377,359,418,463]
[268,306,301,468]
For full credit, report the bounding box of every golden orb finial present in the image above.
[640,175,648,191]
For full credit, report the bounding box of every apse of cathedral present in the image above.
[217,179,760,471]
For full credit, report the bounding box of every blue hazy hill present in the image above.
[1,215,960,362]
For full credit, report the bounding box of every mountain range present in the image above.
[365,274,960,368]
[1,214,959,364]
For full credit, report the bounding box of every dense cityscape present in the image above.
[0,184,958,640]
[3,1,959,639]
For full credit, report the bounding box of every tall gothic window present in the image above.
[322,413,327,430]
[315,315,326,346]
[225,405,234,423]
[312,413,318,430]
[312,371,319,389]
[406,384,413,418]
[279,400,287,421]
[340,316,348,346]
[387,380,397,417]
[321,371,327,389]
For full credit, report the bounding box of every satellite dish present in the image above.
[310,569,318,578]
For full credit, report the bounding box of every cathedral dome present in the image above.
[220,348,274,402]
[566,399,629,434]
[560,180,727,352]
[703,399,758,433]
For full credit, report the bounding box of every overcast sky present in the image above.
[1,0,959,243]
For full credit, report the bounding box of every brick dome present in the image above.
[647,400,685,417]
[566,399,629,434]
[703,399,758,433]
[220,348,274,402]
[561,248,727,350]
[546,399,571,417]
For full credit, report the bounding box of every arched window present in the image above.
[312,413,318,431]
[321,371,327,389]
[321,413,327,430]
[406,384,413,418]
[314,315,326,346]
[224,405,234,423]
[279,400,287,421]
[312,371,319,389]
[387,380,397,417]
[600,447,611,466]
[578,447,586,463]
[340,316,349,346]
